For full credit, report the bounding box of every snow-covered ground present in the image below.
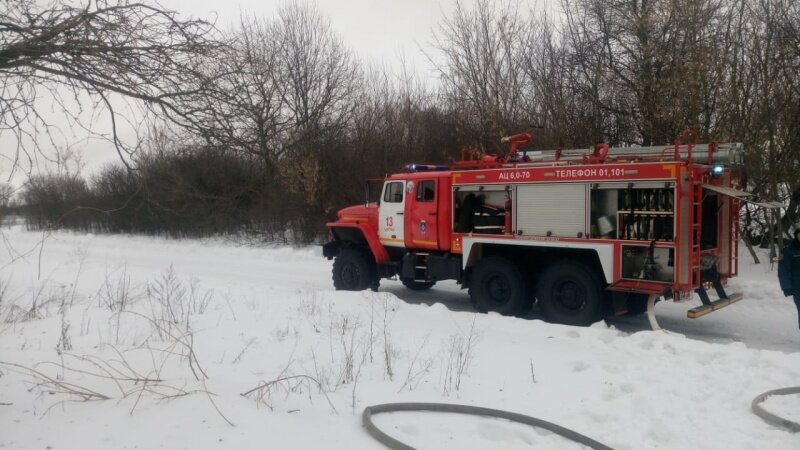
[1,226,798,449]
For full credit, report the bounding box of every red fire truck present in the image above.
[322,132,781,328]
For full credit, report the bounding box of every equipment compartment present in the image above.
[589,182,675,241]
[453,186,508,234]
[621,245,674,282]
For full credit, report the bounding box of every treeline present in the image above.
[23,148,275,238]
[18,0,800,243]
[21,117,457,241]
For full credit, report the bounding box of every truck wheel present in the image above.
[468,256,529,316]
[536,261,605,326]
[333,248,377,291]
[400,278,436,291]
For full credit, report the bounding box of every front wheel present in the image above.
[332,248,377,291]
[468,256,530,316]
[536,261,606,326]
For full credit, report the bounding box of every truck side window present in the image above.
[417,180,435,202]
[383,182,404,203]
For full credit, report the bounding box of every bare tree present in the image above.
[198,3,358,169]
[271,1,359,236]
[429,0,530,151]
[559,0,736,145]
[519,9,615,148]
[729,0,800,250]
[275,2,358,143]
[193,3,360,240]
[197,15,287,175]
[0,0,221,177]
[0,182,12,208]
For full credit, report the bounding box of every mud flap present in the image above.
[646,293,661,330]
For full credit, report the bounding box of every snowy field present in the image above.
[1,226,798,449]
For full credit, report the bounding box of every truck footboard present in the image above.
[687,292,743,318]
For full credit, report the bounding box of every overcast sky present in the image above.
[163,0,469,77]
[161,0,554,79]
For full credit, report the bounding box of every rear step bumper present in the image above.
[687,292,743,318]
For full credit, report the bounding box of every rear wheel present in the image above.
[536,261,605,326]
[468,256,529,316]
[332,248,377,291]
[400,278,436,291]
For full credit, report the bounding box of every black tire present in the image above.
[332,247,377,291]
[468,256,530,316]
[400,278,436,291]
[536,261,606,326]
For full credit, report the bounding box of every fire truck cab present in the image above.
[322,133,780,328]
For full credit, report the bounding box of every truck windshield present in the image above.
[365,179,384,204]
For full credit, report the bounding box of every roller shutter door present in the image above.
[515,184,586,237]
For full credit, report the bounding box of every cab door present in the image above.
[379,180,406,247]
[406,179,439,250]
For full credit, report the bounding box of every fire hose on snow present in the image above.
[750,386,800,433]
[362,403,614,450]
[363,391,800,449]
